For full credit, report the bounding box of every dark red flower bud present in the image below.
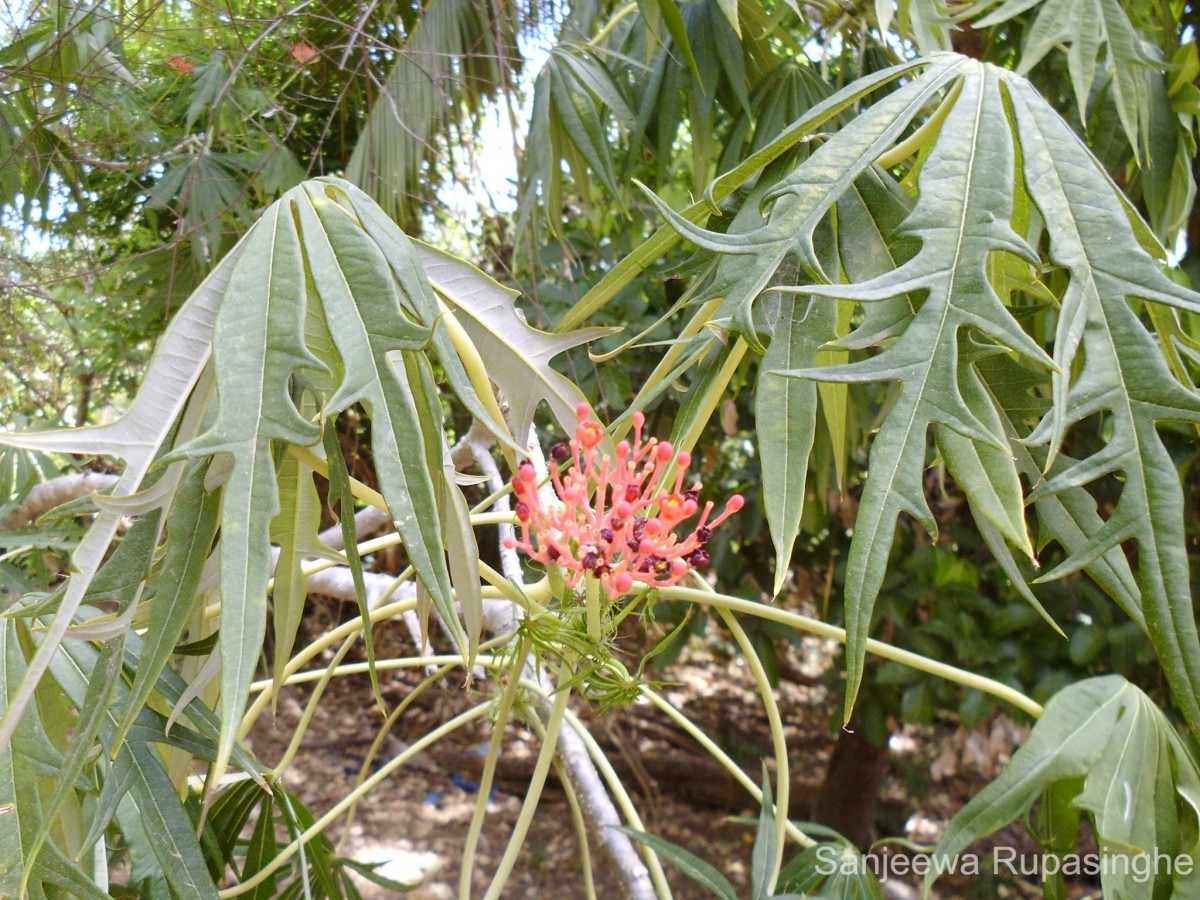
[551,443,570,462]
[515,502,531,522]
[696,526,712,544]
[582,551,600,571]
[600,528,614,543]
[684,488,700,504]
[547,545,560,561]
[624,484,640,503]
[687,549,711,568]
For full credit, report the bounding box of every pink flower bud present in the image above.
[614,573,634,594]
[677,451,691,467]
[655,442,673,462]
[670,558,688,577]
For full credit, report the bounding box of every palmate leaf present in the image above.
[557,56,930,333]
[776,64,1049,717]
[1006,77,1200,735]
[658,53,1200,735]
[0,177,508,811]
[928,677,1200,898]
[642,53,970,351]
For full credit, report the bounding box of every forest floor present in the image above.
[246,597,1101,900]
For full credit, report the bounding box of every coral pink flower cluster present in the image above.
[504,404,744,599]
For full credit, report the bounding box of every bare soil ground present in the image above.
[245,599,1100,899]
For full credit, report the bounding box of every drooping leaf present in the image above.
[751,763,777,899]
[758,293,830,597]
[977,0,1161,162]
[344,0,517,227]
[270,439,325,701]
[928,676,1200,898]
[176,197,322,791]
[49,636,223,900]
[334,181,517,449]
[557,56,931,332]
[321,421,385,710]
[617,826,738,900]
[294,182,459,653]
[0,232,244,754]
[776,64,1051,719]
[1007,76,1200,736]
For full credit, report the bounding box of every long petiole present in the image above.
[460,638,531,900]
[482,660,573,900]
[656,586,1043,718]
[715,605,788,892]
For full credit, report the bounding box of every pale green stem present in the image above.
[238,594,420,737]
[266,515,515,593]
[585,574,602,642]
[555,755,598,900]
[290,444,387,512]
[657,337,749,493]
[639,687,814,847]
[716,606,787,892]
[460,639,531,900]
[272,637,356,777]
[248,650,509,694]
[525,710,599,900]
[339,663,459,852]
[656,587,1044,719]
[478,561,552,610]
[483,665,573,900]
[588,2,638,46]
[218,703,492,897]
[876,79,963,169]
[430,296,517,468]
[523,693,673,898]
[616,297,722,442]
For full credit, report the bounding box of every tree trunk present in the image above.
[812,721,890,850]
